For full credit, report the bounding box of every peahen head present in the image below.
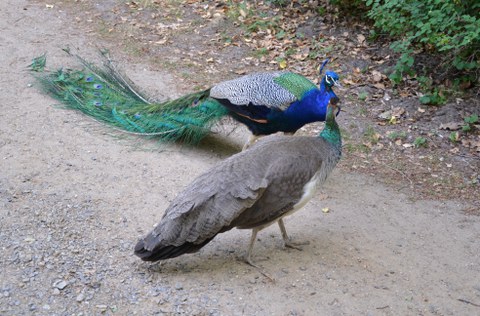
[320,96,342,149]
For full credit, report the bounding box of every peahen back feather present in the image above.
[32,52,228,144]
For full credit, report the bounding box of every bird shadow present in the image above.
[134,230,341,282]
[194,133,243,158]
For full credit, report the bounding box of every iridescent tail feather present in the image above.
[31,51,228,144]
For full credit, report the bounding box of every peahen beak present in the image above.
[329,96,341,116]
[336,105,342,117]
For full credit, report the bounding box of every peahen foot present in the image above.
[278,218,310,251]
[244,228,275,282]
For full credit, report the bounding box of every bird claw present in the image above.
[244,257,275,283]
[284,240,310,251]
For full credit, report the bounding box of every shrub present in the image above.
[365,0,480,85]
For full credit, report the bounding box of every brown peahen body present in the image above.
[134,99,342,267]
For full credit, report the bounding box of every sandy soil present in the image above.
[1,1,479,315]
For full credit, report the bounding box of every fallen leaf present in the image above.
[371,70,382,82]
[392,107,405,118]
[357,34,366,44]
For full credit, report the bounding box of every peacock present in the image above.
[31,51,341,148]
[134,97,342,276]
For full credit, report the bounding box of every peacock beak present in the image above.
[333,79,344,90]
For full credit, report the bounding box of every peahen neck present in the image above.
[319,106,342,151]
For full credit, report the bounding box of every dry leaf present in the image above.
[371,70,382,82]
[357,34,366,44]
[392,107,405,118]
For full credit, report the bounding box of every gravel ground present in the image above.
[1,1,479,315]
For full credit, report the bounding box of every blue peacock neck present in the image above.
[319,78,334,95]
[319,105,342,151]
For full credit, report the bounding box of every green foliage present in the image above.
[330,0,369,16]
[387,131,407,140]
[419,89,447,106]
[357,91,368,101]
[449,131,459,143]
[363,125,379,144]
[462,114,478,132]
[266,0,289,7]
[365,0,480,84]
[246,17,280,33]
[413,136,427,148]
[253,47,269,58]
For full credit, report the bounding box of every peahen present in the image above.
[134,97,342,274]
[31,52,341,147]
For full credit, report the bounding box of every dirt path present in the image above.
[1,1,479,315]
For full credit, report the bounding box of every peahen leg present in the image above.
[278,218,310,250]
[244,228,274,281]
[245,227,260,265]
[242,134,260,151]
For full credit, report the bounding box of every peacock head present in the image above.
[323,71,340,89]
[319,59,341,90]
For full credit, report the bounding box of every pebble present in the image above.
[53,280,68,290]
[96,304,108,312]
[52,288,60,295]
[76,293,85,302]
[175,283,183,291]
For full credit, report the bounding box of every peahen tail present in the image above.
[30,51,229,144]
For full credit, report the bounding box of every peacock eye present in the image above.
[325,75,332,85]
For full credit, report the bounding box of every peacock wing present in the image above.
[209,72,317,121]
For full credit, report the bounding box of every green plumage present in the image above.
[273,72,317,100]
[32,53,229,144]
[320,104,342,151]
